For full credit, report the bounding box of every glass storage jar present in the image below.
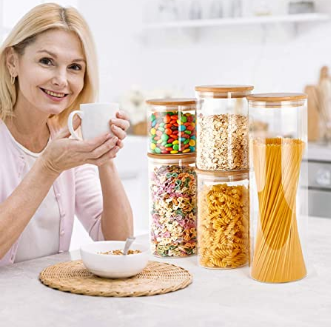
[148,153,197,257]
[248,93,308,283]
[146,98,197,155]
[195,85,254,171]
[196,169,250,269]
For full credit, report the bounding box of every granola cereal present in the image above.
[99,249,142,255]
[196,114,248,170]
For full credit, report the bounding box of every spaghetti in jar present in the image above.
[248,93,308,283]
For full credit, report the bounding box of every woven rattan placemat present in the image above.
[39,260,192,297]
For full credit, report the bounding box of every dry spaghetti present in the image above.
[251,138,307,283]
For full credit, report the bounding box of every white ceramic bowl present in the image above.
[80,241,149,278]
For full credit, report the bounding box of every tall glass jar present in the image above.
[146,98,197,155]
[248,93,308,283]
[148,153,197,257]
[195,85,254,171]
[196,169,250,269]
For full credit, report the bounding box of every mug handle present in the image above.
[68,110,84,140]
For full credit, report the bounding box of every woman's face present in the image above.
[11,29,86,116]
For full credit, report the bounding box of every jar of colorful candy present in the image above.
[146,98,197,155]
[195,85,253,171]
[196,169,250,269]
[148,153,197,257]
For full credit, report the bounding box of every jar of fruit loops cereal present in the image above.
[195,85,254,171]
[196,169,250,269]
[146,98,197,155]
[148,153,197,257]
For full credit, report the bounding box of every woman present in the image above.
[0,3,133,266]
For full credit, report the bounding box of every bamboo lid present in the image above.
[246,93,308,102]
[147,153,196,162]
[195,85,254,93]
[146,98,197,106]
[195,168,249,182]
[195,85,254,99]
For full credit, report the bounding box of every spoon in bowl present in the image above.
[123,236,136,255]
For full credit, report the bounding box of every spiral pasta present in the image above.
[198,183,249,269]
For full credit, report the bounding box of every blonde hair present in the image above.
[0,3,98,126]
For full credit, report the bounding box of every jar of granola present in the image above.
[195,85,254,171]
[148,153,197,257]
[146,98,197,155]
[196,169,250,269]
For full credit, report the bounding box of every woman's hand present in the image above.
[39,118,119,175]
[109,110,130,149]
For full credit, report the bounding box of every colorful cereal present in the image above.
[150,165,197,257]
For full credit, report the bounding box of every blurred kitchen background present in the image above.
[1,0,331,249]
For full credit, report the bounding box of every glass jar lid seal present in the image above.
[247,93,307,108]
[195,168,249,181]
[146,98,197,106]
[195,85,254,98]
[195,85,254,93]
[247,93,307,102]
[147,153,196,161]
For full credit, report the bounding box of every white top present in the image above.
[0,218,330,327]
[10,136,61,263]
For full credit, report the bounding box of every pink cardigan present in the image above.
[0,119,104,266]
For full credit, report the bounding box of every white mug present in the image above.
[68,103,119,140]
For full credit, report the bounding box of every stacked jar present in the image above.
[195,85,254,269]
[147,99,198,258]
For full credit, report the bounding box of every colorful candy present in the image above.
[149,164,197,257]
[149,111,196,154]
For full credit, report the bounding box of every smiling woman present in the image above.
[6,29,86,117]
[0,3,97,125]
[0,3,133,266]
[36,46,86,100]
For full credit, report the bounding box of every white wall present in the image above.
[69,0,331,248]
[79,0,331,99]
[2,0,331,96]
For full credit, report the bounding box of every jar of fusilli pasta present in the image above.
[196,169,250,269]
[248,93,308,283]
[195,85,254,171]
[148,153,197,258]
[146,98,197,155]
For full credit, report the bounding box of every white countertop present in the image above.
[1,217,330,327]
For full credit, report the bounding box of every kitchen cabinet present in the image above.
[302,143,331,219]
